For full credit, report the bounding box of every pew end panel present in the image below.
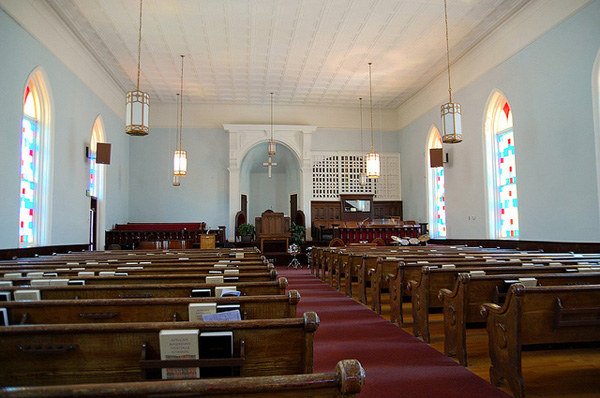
[480,283,600,398]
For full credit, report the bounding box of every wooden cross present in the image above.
[262,156,277,178]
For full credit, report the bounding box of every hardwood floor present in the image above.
[357,285,600,398]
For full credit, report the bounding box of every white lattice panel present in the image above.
[312,152,399,200]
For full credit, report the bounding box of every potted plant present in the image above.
[237,223,255,243]
[290,222,306,249]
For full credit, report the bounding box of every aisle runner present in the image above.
[277,267,510,398]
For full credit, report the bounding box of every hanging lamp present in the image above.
[268,92,276,155]
[125,0,150,136]
[173,55,187,176]
[366,63,380,178]
[172,93,181,186]
[359,97,367,186]
[441,0,462,143]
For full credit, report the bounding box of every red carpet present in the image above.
[277,266,511,398]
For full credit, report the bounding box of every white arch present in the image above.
[90,115,107,250]
[21,66,54,247]
[223,124,317,240]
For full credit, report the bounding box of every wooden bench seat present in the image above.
[0,359,365,398]
[1,291,300,324]
[439,271,600,366]
[0,312,319,387]
[481,284,600,398]
[408,263,599,344]
[3,269,277,287]
[1,278,288,300]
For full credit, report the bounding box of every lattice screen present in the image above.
[311,152,400,200]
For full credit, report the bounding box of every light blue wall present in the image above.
[399,1,600,242]
[0,8,129,249]
[128,127,229,231]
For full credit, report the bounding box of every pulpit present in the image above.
[255,211,291,253]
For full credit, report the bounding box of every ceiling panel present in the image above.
[43,0,531,109]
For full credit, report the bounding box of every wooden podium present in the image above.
[199,234,216,249]
[255,211,291,254]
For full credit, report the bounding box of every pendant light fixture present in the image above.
[359,97,367,186]
[441,0,462,143]
[173,55,187,177]
[268,92,276,156]
[125,0,150,136]
[365,62,380,178]
[172,93,181,186]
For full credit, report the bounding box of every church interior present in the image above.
[1,0,600,397]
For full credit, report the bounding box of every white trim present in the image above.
[223,124,317,241]
[0,0,124,119]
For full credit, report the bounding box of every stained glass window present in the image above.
[428,129,446,238]
[494,101,519,238]
[434,166,447,237]
[19,86,38,246]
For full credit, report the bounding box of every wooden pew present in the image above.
[439,271,600,366]
[0,312,319,387]
[0,359,365,398]
[1,278,288,300]
[480,284,600,398]
[1,291,300,324]
[3,269,278,287]
[408,263,599,343]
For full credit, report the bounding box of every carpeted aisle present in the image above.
[277,266,511,398]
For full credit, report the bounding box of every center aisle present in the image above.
[276,266,511,398]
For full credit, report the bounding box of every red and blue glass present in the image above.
[434,167,446,237]
[19,117,36,244]
[497,128,519,238]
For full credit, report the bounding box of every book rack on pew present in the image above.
[139,340,246,379]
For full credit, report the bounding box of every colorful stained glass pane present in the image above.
[19,116,37,245]
[434,167,446,237]
[497,129,519,238]
[89,155,96,197]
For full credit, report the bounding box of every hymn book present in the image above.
[159,329,200,379]
[199,330,234,378]
[188,303,217,321]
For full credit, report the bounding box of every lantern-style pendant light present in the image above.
[366,63,380,178]
[125,0,150,136]
[441,0,462,143]
[173,55,187,177]
[268,92,276,155]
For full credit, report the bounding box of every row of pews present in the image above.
[311,244,600,398]
[0,247,365,397]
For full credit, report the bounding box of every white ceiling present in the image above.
[38,0,531,109]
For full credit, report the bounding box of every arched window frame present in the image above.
[19,68,53,247]
[485,91,519,239]
[426,125,446,239]
[89,116,107,250]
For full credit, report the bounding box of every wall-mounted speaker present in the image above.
[96,143,112,165]
[429,148,444,168]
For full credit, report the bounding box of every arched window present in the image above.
[486,92,519,239]
[427,126,446,238]
[18,69,52,247]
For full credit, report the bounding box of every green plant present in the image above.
[237,223,255,236]
[290,222,306,247]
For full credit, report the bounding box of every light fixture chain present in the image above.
[359,98,364,170]
[179,55,185,151]
[444,0,452,103]
[270,92,274,141]
[368,63,374,153]
[136,0,143,91]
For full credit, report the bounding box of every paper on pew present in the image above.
[178,257,189,261]
[202,309,241,321]
[224,269,239,275]
[78,271,94,277]
[0,281,13,287]
[27,272,44,278]
[3,273,22,279]
[30,279,50,287]
[214,264,228,268]
[56,268,70,271]
[470,270,486,275]
[66,262,79,266]
[99,271,116,276]
[50,279,69,286]
[441,264,456,269]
